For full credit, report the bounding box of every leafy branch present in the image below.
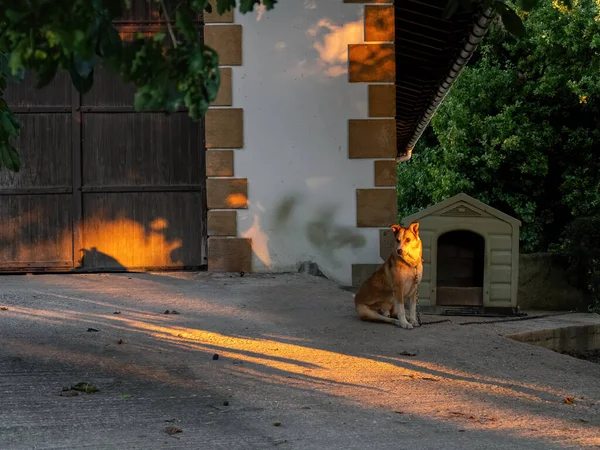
[159,0,179,48]
[0,0,277,172]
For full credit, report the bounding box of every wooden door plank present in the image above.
[0,195,73,265]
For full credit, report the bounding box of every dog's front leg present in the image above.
[408,293,420,327]
[395,299,413,329]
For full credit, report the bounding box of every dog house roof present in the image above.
[401,193,522,228]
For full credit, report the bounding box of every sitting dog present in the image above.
[354,222,423,329]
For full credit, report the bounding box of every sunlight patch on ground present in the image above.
[4,299,599,448]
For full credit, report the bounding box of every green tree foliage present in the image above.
[398,0,600,253]
[0,0,275,171]
[558,216,600,312]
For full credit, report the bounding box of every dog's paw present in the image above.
[397,320,413,330]
[409,319,420,327]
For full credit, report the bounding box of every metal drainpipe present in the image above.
[396,5,496,163]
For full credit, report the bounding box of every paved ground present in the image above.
[1,272,599,450]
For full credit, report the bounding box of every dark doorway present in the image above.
[436,230,485,306]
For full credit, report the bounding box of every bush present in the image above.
[555,216,600,313]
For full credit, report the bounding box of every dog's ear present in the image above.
[390,224,402,235]
[409,222,419,236]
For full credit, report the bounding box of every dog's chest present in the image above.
[400,266,423,297]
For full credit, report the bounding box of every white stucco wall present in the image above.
[233,0,387,285]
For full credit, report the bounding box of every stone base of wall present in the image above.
[518,253,589,311]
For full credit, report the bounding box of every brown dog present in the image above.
[355,223,423,329]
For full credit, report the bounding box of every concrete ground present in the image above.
[1,272,599,450]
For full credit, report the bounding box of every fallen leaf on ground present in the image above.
[394,411,404,414]
[166,426,183,435]
[71,382,99,393]
[60,390,79,397]
[164,310,170,314]
[579,418,589,423]
[87,328,99,332]
[118,339,124,345]
[399,351,417,356]
[421,376,440,382]
[212,354,219,360]
[171,310,180,315]
[273,421,281,427]
[564,397,575,405]
[1,307,8,311]
[121,394,133,399]
[476,416,498,424]
[113,311,121,314]
[223,401,229,406]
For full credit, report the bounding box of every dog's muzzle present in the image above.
[396,250,402,256]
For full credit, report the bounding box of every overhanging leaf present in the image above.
[0,144,21,172]
[495,3,526,38]
[0,112,19,136]
[74,56,95,79]
[34,61,60,89]
[98,23,122,57]
[176,8,197,41]
[0,53,10,77]
[1,53,25,83]
[216,0,236,14]
[70,66,95,94]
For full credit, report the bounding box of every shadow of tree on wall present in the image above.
[270,193,367,268]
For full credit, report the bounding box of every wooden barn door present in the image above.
[0,73,75,270]
[0,1,207,272]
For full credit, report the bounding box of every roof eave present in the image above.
[396,6,497,159]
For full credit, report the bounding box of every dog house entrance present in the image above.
[436,230,484,306]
